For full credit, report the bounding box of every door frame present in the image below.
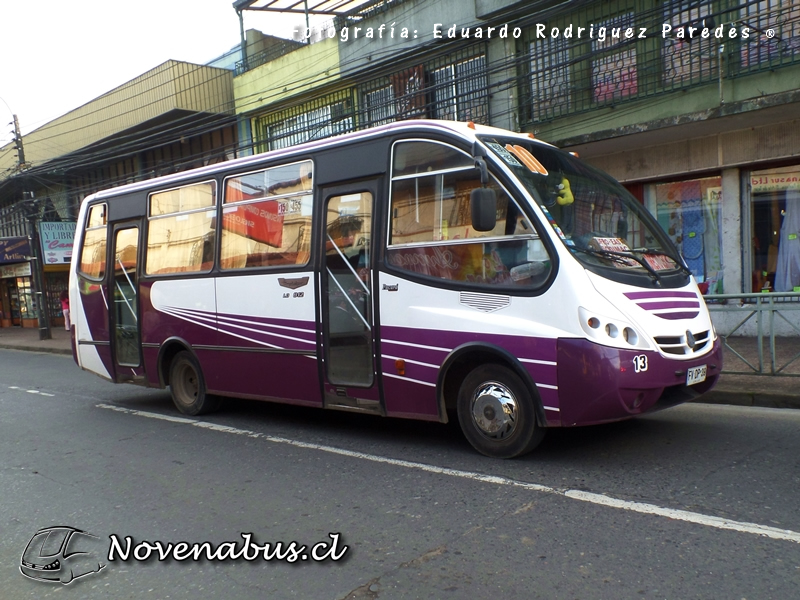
[109,221,146,383]
[317,178,384,413]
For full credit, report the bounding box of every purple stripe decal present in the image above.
[522,365,558,389]
[624,291,697,300]
[379,356,558,390]
[152,304,317,351]
[216,318,317,343]
[381,357,437,386]
[381,325,558,364]
[653,311,700,320]
[215,312,316,333]
[636,301,700,310]
[379,325,559,421]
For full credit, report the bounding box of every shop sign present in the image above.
[0,262,32,278]
[39,222,77,264]
[0,237,31,264]
[750,173,800,193]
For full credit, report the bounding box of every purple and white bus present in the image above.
[69,120,721,458]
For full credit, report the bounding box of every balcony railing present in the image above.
[234,39,306,76]
[519,0,800,126]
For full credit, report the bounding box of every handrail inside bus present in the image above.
[115,257,138,324]
[326,267,371,331]
[326,233,370,295]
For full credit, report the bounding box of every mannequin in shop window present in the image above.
[774,188,800,292]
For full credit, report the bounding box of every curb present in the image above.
[0,345,73,356]
[696,390,800,410]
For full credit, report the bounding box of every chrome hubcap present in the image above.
[471,381,518,440]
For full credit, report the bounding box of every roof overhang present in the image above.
[233,0,382,16]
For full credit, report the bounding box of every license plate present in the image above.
[686,365,707,386]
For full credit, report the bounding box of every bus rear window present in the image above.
[78,204,107,280]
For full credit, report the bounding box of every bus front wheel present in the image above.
[457,364,545,459]
[169,351,220,416]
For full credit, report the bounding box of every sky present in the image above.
[0,0,318,143]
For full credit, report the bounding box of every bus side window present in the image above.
[220,161,313,271]
[146,182,216,276]
[387,140,551,288]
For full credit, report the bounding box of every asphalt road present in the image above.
[1,349,799,599]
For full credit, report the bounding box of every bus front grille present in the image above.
[654,330,711,356]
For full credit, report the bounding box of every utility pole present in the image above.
[23,193,52,341]
[11,114,26,170]
[11,114,50,339]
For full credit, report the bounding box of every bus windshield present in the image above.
[480,136,688,285]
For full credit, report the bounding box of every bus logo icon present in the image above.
[20,526,106,585]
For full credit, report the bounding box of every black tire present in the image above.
[169,351,221,416]
[457,364,545,459]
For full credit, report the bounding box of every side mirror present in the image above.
[470,187,497,232]
[473,141,489,185]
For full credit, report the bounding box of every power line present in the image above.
[2,0,788,195]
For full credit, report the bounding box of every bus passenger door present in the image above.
[320,183,381,413]
[110,224,145,383]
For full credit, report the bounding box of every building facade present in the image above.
[0,60,238,330]
[233,0,800,311]
[3,0,798,334]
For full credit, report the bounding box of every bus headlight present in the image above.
[579,306,650,350]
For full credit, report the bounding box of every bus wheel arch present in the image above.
[439,344,547,458]
[158,340,220,416]
[157,338,192,388]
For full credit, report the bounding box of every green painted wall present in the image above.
[234,38,341,115]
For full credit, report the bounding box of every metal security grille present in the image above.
[738,0,800,73]
[253,89,357,152]
[519,0,800,126]
[0,205,28,238]
[357,45,489,129]
[251,45,489,152]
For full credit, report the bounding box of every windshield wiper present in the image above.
[628,248,692,277]
[571,246,663,284]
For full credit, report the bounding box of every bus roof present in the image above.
[85,119,554,203]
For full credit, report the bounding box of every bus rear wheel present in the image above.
[457,364,545,459]
[169,351,220,416]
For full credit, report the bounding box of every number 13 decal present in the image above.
[633,354,648,373]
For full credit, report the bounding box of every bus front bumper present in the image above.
[555,337,722,427]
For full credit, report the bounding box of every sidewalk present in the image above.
[0,326,797,410]
[0,326,73,356]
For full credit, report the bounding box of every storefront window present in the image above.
[14,277,35,321]
[648,176,723,294]
[46,273,68,320]
[750,166,800,293]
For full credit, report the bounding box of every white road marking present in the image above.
[7,386,55,397]
[95,403,800,545]
[564,490,800,543]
